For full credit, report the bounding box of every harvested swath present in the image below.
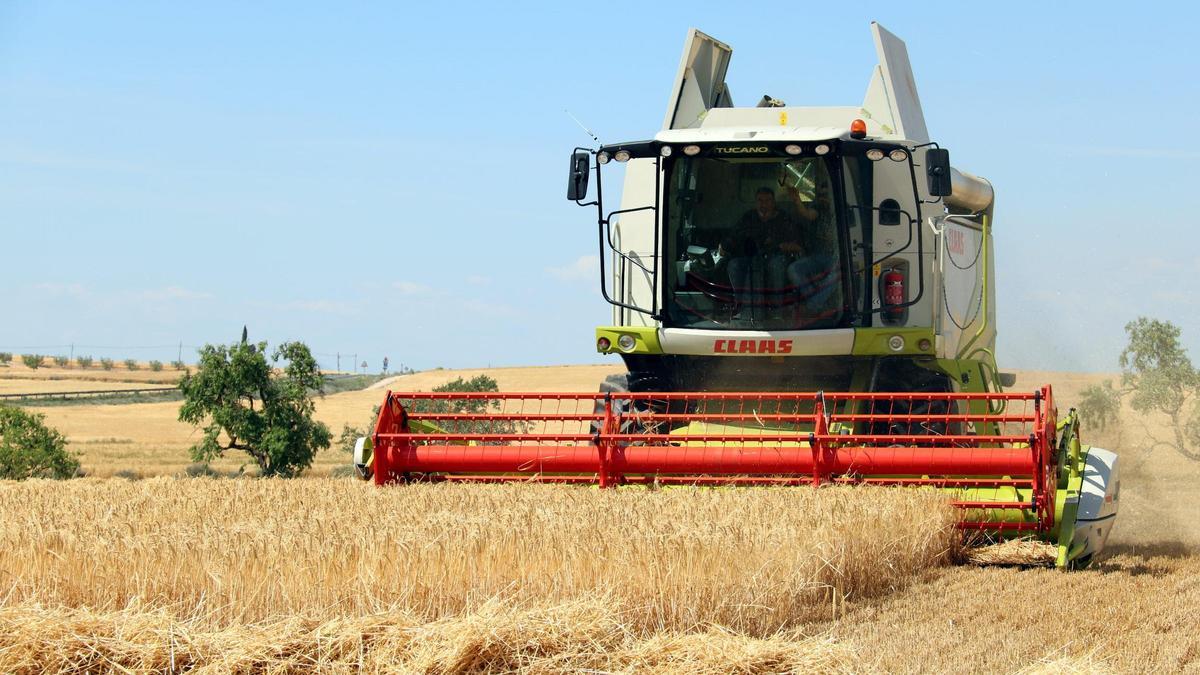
[0,479,958,636]
[1015,652,1113,675]
[963,539,1057,567]
[0,598,865,674]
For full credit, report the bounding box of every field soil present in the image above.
[2,364,1199,672]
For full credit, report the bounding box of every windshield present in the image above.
[664,154,847,330]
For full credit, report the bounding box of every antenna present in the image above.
[564,109,599,143]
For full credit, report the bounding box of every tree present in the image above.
[0,406,80,479]
[1079,317,1200,461]
[1077,380,1121,432]
[179,336,332,477]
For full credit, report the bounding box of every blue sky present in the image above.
[2,2,1197,372]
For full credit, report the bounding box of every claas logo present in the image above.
[713,339,794,354]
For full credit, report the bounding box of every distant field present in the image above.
[0,360,183,385]
[15,364,621,477]
[0,364,1105,474]
[0,378,167,395]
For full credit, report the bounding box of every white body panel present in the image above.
[352,436,372,480]
[1071,447,1120,562]
[936,215,996,360]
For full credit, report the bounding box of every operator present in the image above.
[723,186,819,319]
[779,184,839,310]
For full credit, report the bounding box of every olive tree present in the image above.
[1079,317,1200,461]
[179,337,331,477]
[0,406,80,479]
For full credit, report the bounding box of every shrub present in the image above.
[0,405,80,479]
[149,360,164,372]
[184,463,219,478]
[53,355,70,368]
[21,354,43,369]
[171,360,185,370]
[76,356,93,369]
[124,359,139,371]
[113,469,143,481]
[338,375,510,456]
[0,352,11,365]
[100,358,115,371]
[329,464,357,478]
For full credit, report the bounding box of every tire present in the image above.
[591,373,686,436]
[591,374,630,434]
[866,359,959,437]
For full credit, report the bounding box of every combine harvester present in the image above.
[355,23,1118,568]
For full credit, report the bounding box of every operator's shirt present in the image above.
[727,208,801,257]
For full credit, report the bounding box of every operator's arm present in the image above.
[785,186,819,222]
[776,215,805,255]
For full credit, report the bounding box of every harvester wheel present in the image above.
[866,359,960,437]
[592,373,688,437]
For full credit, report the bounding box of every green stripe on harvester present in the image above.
[595,326,664,354]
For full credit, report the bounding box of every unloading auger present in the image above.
[354,22,1118,568]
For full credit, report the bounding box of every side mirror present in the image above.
[567,151,591,201]
[925,148,952,197]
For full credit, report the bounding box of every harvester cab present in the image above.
[581,23,998,396]
[359,22,1119,568]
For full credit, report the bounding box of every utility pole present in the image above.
[178,341,183,363]
[70,343,74,361]
[336,352,341,373]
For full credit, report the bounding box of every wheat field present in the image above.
[1,479,956,673]
[2,365,1200,672]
